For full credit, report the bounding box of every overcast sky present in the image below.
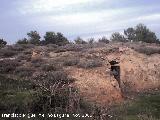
[0,0,160,44]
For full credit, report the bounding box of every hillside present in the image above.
[0,42,160,119]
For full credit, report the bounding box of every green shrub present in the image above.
[63,58,79,66]
[77,59,102,69]
[0,48,17,57]
[14,66,34,77]
[135,47,160,55]
[0,75,36,113]
[98,36,109,44]
[17,54,31,62]
[41,64,60,71]
[31,58,44,67]
[0,38,7,46]
[33,71,71,86]
[0,60,19,73]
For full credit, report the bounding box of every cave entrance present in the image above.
[111,65,120,86]
[109,60,121,88]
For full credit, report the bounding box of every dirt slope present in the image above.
[31,44,160,106]
[64,46,160,106]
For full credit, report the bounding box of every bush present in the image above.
[0,38,7,47]
[63,58,79,66]
[27,31,41,45]
[134,47,160,55]
[16,38,28,44]
[0,60,19,73]
[42,32,69,46]
[124,24,159,43]
[74,37,87,44]
[0,45,26,58]
[31,71,78,113]
[17,54,31,62]
[11,44,25,51]
[31,58,44,67]
[110,32,127,42]
[33,71,72,87]
[0,75,37,113]
[77,59,102,69]
[41,64,60,71]
[54,44,93,53]
[0,48,17,58]
[98,36,109,44]
[14,66,34,77]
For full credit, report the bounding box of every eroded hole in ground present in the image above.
[109,60,121,88]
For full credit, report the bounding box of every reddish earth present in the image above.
[31,44,160,106]
[64,47,160,106]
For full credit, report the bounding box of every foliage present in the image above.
[16,38,28,44]
[43,32,57,45]
[41,64,60,72]
[0,38,7,47]
[98,36,109,44]
[0,48,17,57]
[27,31,41,45]
[88,38,95,44]
[107,92,160,120]
[110,32,127,42]
[124,27,136,41]
[42,32,69,46]
[135,24,158,43]
[77,59,102,69]
[0,60,19,73]
[14,66,35,78]
[63,58,79,66]
[124,24,159,43]
[74,37,87,44]
[31,58,44,67]
[134,46,160,55]
[0,45,25,57]
[56,32,69,46]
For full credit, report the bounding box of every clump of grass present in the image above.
[0,75,36,113]
[106,92,160,120]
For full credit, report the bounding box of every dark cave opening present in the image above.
[109,60,121,87]
[111,65,120,85]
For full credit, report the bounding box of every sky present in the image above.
[0,0,160,44]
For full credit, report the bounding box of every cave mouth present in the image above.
[109,60,121,87]
[109,60,119,65]
[111,65,120,87]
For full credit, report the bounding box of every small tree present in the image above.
[88,38,95,44]
[43,32,69,46]
[135,24,158,43]
[0,38,7,47]
[124,27,136,41]
[27,31,41,45]
[44,32,56,45]
[110,32,126,42]
[56,32,69,46]
[16,38,28,44]
[74,37,87,44]
[98,36,109,44]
